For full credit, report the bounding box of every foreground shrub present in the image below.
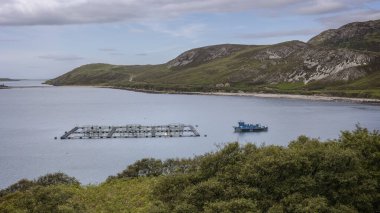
[152,127,380,212]
[0,172,80,197]
[204,198,259,213]
[108,157,196,181]
[0,185,84,213]
[36,172,80,186]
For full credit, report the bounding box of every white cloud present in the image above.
[317,9,380,28]
[238,29,321,39]
[144,23,206,38]
[0,0,374,26]
[297,0,347,14]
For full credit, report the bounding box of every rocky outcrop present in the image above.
[249,41,308,61]
[176,40,377,84]
[167,44,249,68]
[308,19,380,52]
[296,47,372,83]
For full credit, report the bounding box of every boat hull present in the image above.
[234,127,268,132]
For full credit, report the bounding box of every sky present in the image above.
[0,0,379,79]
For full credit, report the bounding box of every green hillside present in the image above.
[1,127,379,212]
[47,20,380,99]
[308,20,380,52]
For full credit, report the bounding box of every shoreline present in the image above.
[200,92,380,104]
[98,86,380,104]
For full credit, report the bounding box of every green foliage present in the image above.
[108,157,197,181]
[152,174,197,207]
[35,172,80,186]
[153,128,380,212]
[112,158,164,179]
[0,185,84,213]
[204,199,259,213]
[183,178,225,210]
[0,179,34,197]
[0,178,157,213]
[172,203,198,213]
[73,178,157,213]
[340,126,380,172]
[0,172,80,197]
[280,195,330,213]
[197,143,244,180]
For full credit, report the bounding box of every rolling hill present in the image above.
[47,19,380,99]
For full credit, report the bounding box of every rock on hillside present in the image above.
[295,46,373,83]
[166,40,377,84]
[247,40,307,60]
[308,19,380,52]
[167,44,249,68]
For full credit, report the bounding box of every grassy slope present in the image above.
[309,31,380,53]
[308,20,380,52]
[256,71,380,99]
[47,44,380,99]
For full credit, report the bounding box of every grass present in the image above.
[46,41,380,100]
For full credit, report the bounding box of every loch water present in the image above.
[1,80,379,188]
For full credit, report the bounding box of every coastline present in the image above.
[97,86,380,104]
[201,92,380,104]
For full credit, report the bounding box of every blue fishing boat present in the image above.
[234,121,268,132]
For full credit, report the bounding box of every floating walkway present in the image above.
[60,124,200,140]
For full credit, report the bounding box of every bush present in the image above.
[0,179,34,197]
[0,172,80,197]
[204,199,259,213]
[152,127,380,212]
[36,172,80,186]
[110,158,163,179]
[0,185,84,213]
[108,157,196,181]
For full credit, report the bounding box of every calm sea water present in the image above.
[1,80,379,188]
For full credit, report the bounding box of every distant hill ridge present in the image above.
[308,19,380,52]
[0,78,19,81]
[47,19,380,99]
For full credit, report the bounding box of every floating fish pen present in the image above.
[60,124,200,140]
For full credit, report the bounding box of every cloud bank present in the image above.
[0,0,376,26]
[238,29,320,39]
